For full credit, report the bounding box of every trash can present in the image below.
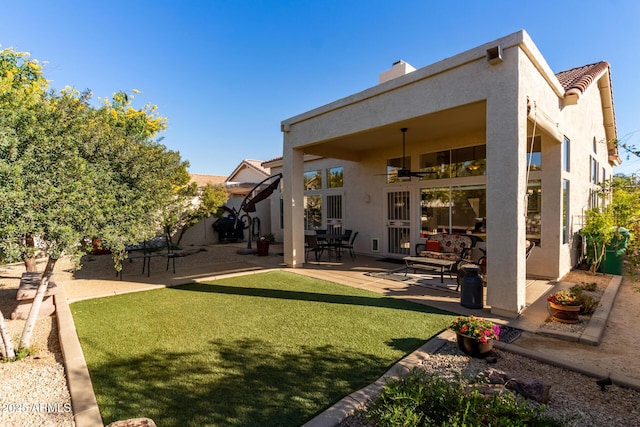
[256,239,269,256]
[600,227,630,275]
[459,264,484,309]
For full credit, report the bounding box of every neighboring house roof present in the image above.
[224,159,272,197]
[190,173,227,187]
[262,156,283,166]
[226,159,270,182]
[262,154,323,169]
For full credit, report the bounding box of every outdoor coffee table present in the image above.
[402,256,456,284]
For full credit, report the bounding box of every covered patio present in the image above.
[280,31,563,318]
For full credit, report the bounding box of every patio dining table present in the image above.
[316,233,349,260]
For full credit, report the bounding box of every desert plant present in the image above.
[581,281,598,292]
[569,285,599,315]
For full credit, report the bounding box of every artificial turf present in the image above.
[71,271,454,426]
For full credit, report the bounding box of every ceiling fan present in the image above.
[392,127,432,178]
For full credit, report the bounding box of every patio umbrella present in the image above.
[242,174,282,213]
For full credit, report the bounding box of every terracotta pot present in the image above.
[455,332,494,358]
[91,238,111,255]
[549,302,581,323]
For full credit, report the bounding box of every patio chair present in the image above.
[305,235,324,262]
[338,231,358,260]
[315,229,328,246]
[526,240,535,259]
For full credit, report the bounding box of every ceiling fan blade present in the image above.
[397,168,412,178]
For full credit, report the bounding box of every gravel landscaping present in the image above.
[339,341,640,427]
[0,260,74,427]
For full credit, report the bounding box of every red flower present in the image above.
[449,316,500,342]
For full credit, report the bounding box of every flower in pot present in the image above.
[449,316,500,358]
[546,289,582,323]
[546,289,581,306]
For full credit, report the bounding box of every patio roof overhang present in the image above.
[287,101,487,162]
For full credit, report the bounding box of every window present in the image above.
[419,151,450,179]
[387,156,411,183]
[303,166,344,231]
[590,157,598,184]
[304,195,322,230]
[418,145,486,180]
[326,194,343,233]
[304,170,322,190]
[562,137,570,172]
[326,167,343,188]
[526,180,541,245]
[420,187,450,236]
[451,145,486,177]
[526,136,542,171]
[592,190,597,209]
[420,185,486,237]
[562,179,570,244]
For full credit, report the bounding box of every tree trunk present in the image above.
[19,256,56,350]
[23,234,38,272]
[0,309,16,360]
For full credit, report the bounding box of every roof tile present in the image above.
[555,61,609,95]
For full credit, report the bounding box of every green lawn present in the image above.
[72,271,454,426]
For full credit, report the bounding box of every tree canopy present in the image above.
[0,48,191,352]
[0,48,190,264]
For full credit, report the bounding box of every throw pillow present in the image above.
[426,240,441,252]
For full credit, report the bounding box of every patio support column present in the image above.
[282,141,305,268]
[485,93,528,318]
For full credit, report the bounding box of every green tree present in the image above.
[581,174,640,274]
[162,182,229,246]
[610,174,640,276]
[0,48,189,355]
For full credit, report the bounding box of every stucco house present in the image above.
[264,30,620,318]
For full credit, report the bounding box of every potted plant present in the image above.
[449,316,500,358]
[546,289,582,323]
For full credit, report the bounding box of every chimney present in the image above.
[379,60,416,84]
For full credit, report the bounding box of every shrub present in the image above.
[569,285,599,315]
[365,369,561,426]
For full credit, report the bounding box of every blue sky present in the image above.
[1,1,639,176]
